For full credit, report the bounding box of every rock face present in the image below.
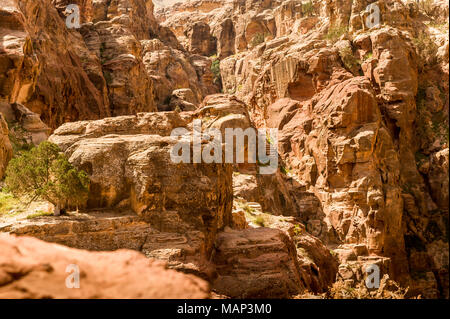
[0,0,109,129]
[0,233,210,299]
[0,113,13,178]
[0,102,50,146]
[48,111,233,276]
[1,93,338,298]
[0,0,448,299]
[212,227,304,298]
[157,0,449,298]
[185,22,217,56]
[0,0,220,130]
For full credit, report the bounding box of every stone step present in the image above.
[247,202,262,211]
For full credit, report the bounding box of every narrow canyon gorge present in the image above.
[0,0,448,299]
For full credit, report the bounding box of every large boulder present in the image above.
[49,111,233,275]
[212,227,305,298]
[0,102,50,146]
[0,233,210,299]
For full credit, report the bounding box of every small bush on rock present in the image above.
[211,56,222,87]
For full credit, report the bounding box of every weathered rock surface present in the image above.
[48,111,233,277]
[0,233,210,299]
[0,0,448,299]
[0,0,220,130]
[212,227,304,298]
[0,113,13,178]
[0,102,50,147]
[0,0,110,129]
[158,0,449,298]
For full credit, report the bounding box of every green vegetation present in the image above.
[364,52,373,60]
[210,55,222,87]
[415,85,449,147]
[0,190,25,216]
[254,215,266,227]
[241,203,255,214]
[100,43,107,64]
[402,183,414,196]
[250,33,266,47]
[428,21,449,33]
[431,109,449,144]
[415,151,428,165]
[4,141,90,209]
[302,0,314,17]
[412,31,439,69]
[7,122,33,155]
[338,46,361,75]
[327,276,408,299]
[26,210,53,219]
[325,25,348,43]
[293,224,303,236]
[280,165,290,175]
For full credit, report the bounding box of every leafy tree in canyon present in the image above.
[4,142,90,213]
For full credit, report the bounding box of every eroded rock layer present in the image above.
[0,0,448,299]
[0,233,210,299]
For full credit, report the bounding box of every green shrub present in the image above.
[254,216,266,227]
[7,122,33,155]
[412,31,439,69]
[415,85,449,147]
[293,224,303,235]
[250,33,266,47]
[280,165,290,175]
[325,25,348,43]
[211,57,222,87]
[302,1,314,16]
[339,46,361,74]
[4,141,90,209]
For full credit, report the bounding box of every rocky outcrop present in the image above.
[0,114,13,178]
[141,38,218,110]
[0,0,220,130]
[185,22,217,56]
[158,0,449,298]
[48,111,233,276]
[0,102,50,147]
[0,0,110,130]
[0,0,448,299]
[0,233,210,299]
[212,227,305,298]
[3,93,336,298]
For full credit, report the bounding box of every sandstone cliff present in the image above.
[0,0,448,299]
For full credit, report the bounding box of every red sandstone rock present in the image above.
[0,233,210,299]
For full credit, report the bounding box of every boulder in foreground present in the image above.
[0,234,210,299]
